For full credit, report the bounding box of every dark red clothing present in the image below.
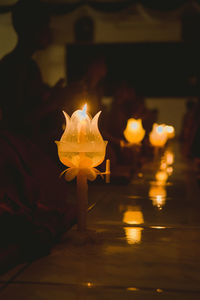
[0,130,76,271]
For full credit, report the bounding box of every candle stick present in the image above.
[106,159,110,183]
[77,169,88,232]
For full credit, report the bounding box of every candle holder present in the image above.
[55,105,110,243]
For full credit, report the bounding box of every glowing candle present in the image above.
[164,125,175,139]
[124,118,145,144]
[56,104,108,232]
[149,123,168,148]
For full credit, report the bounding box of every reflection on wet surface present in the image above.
[124,227,143,244]
[166,166,173,175]
[1,141,200,299]
[122,206,144,244]
[155,170,168,183]
[149,184,167,210]
[149,147,176,210]
[164,150,174,165]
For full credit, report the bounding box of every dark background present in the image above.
[67,43,200,97]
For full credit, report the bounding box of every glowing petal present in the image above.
[60,111,70,140]
[85,168,97,181]
[64,168,79,181]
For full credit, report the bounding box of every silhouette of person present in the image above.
[64,55,107,117]
[0,1,77,267]
[0,0,65,141]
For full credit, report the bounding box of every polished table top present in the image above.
[1,141,200,299]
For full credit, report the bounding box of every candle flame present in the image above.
[165,125,174,134]
[130,121,139,130]
[82,103,87,114]
[156,125,164,134]
[78,103,87,121]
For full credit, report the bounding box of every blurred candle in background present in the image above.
[124,118,145,145]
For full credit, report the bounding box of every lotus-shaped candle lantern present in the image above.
[124,118,145,145]
[56,104,109,234]
[56,104,107,181]
[149,123,168,148]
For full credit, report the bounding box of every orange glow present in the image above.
[165,151,174,165]
[149,185,167,210]
[124,227,143,244]
[164,125,175,139]
[56,104,107,180]
[127,287,139,291]
[149,123,168,147]
[149,185,167,199]
[150,226,167,229]
[78,103,87,120]
[123,208,144,225]
[160,161,167,170]
[155,171,168,183]
[166,166,173,175]
[124,118,145,144]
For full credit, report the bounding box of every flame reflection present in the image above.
[124,227,143,244]
[165,150,174,165]
[160,149,174,176]
[166,166,173,175]
[122,206,144,244]
[155,170,168,183]
[149,184,167,210]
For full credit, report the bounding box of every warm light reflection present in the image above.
[127,287,139,292]
[149,185,167,210]
[160,161,167,170]
[150,226,167,229]
[166,166,173,175]
[87,282,93,288]
[124,227,143,244]
[122,206,144,244]
[165,151,174,165]
[153,195,166,210]
[155,171,168,183]
[124,118,145,144]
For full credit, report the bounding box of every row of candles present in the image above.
[124,118,175,147]
[56,104,175,236]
